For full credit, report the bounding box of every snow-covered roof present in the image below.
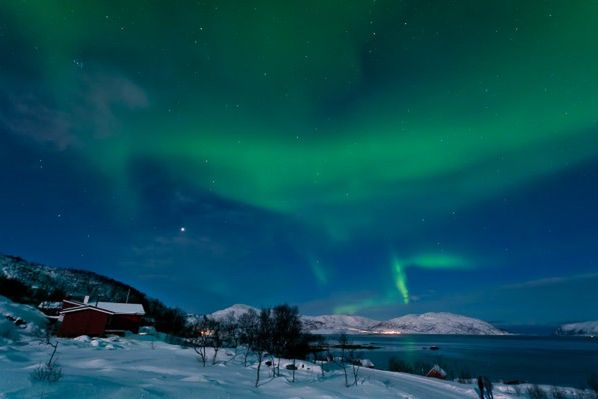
[63,299,84,306]
[95,302,145,315]
[61,305,114,315]
[60,301,145,316]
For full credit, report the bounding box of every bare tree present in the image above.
[189,316,227,366]
[348,348,361,387]
[210,319,225,365]
[337,333,350,387]
[238,309,259,367]
[271,304,302,378]
[254,308,273,387]
[190,315,211,367]
[222,313,240,351]
[335,334,360,387]
[311,334,328,378]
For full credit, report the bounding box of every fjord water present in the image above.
[350,334,598,388]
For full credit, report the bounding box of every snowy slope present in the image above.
[210,304,258,320]
[0,324,577,399]
[301,315,380,334]
[0,295,48,342]
[556,321,598,336]
[0,335,489,399]
[371,312,507,335]
[0,296,583,399]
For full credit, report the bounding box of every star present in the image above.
[180,227,186,232]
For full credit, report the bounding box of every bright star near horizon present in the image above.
[180,227,186,232]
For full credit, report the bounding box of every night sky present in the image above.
[1,1,597,325]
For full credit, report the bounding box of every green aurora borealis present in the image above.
[2,1,598,321]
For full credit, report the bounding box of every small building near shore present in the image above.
[426,364,447,380]
[58,297,145,337]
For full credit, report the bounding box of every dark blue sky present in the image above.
[1,1,597,324]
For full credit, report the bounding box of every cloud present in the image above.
[122,232,236,299]
[79,73,149,139]
[377,273,598,324]
[298,271,598,325]
[1,71,148,149]
[0,93,74,149]
[133,233,229,261]
[502,273,598,290]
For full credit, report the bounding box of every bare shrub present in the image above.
[388,357,414,374]
[29,361,62,383]
[527,384,548,399]
[550,386,570,399]
[30,339,63,385]
[589,372,598,396]
[457,369,472,384]
[513,385,522,396]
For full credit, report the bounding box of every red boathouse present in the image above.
[58,297,146,337]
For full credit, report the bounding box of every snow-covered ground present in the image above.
[0,335,486,399]
[3,334,592,399]
[1,296,592,399]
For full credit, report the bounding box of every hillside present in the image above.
[0,254,187,335]
[371,312,507,335]
[1,254,140,303]
[301,312,506,335]
[301,314,380,334]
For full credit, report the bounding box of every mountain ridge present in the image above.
[370,312,507,335]
[206,304,508,335]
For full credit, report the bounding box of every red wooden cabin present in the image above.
[58,297,145,337]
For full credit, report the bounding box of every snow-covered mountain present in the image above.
[301,315,380,334]
[556,321,598,336]
[186,304,259,326]
[207,304,506,335]
[370,312,507,335]
[210,304,258,321]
